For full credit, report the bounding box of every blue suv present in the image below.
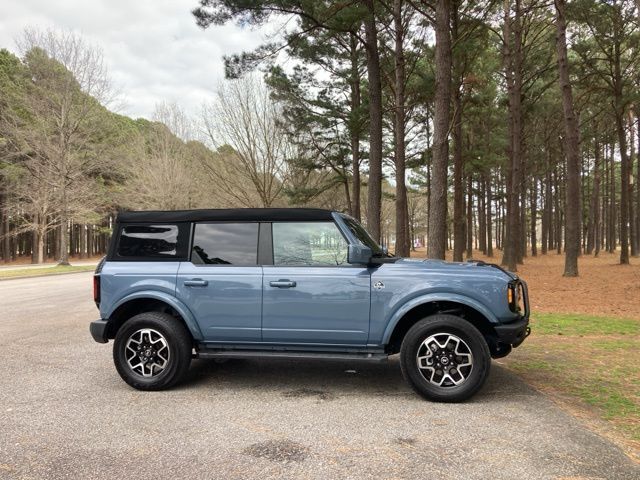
[90,208,530,402]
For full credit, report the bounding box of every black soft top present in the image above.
[116,208,336,224]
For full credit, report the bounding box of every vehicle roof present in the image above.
[116,208,337,223]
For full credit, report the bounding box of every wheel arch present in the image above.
[383,295,499,355]
[105,292,203,341]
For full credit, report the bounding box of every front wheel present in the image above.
[113,312,192,390]
[400,314,491,402]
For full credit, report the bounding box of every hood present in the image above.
[392,257,517,281]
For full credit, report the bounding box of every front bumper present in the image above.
[495,316,530,347]
[90,319,109,343]
[496,278,531,348]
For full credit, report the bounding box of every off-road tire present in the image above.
[113,311,192,391]
[400,314,491,402]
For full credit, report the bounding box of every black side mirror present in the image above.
[347,244,372,265]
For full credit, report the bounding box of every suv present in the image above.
[90,208,529,402]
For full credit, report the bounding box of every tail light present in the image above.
[93,275,101,305]
[93,256,106,306]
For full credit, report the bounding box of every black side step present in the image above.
[195,350,389,362]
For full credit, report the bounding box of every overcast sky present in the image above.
[0,0,278,120]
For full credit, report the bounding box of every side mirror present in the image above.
[348,244,372,265]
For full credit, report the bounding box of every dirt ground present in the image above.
[411,248,640,320]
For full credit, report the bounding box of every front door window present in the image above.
[272,222,348,266]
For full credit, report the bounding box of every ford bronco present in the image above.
[90,208,530,402]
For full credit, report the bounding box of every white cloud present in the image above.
[0,0,280,120]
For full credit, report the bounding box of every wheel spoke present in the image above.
[125,328,171,378]
[416,332,474,388]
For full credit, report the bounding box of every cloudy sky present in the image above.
[0,0,279,120]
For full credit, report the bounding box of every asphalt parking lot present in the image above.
[0,273,638,479]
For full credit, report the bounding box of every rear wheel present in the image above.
[113,311,192,390]
[400,314,491,402]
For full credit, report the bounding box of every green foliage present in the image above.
[0,264,95,278]
[531,312,640,336]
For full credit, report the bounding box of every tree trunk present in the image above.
[79,224,87,259]
[629,115,637,257]
[393,0,409,257]
[427,0,452,260]
[479,176,487,254]
[520,188,527,260]
[349,32,362,222]
[502,0,523,272]
[554,166,562,254]
[466,173,473,258]
[452,84,464,261]
[1,195,10,263]
[542,153,551,254]
[587,140,601,255]
[530,177,538,256]
[637,114,640,255]
[636,114,640,256]
[452,1,464,262]
[616,113,629,264]
[364,1,383,242]
[611,30,629,263]
[30,230,38,264]
[609,142,616,253]
[486,173,494,257]
[555,0,581,276]
[58,218,70,265]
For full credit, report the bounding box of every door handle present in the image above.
[184,279,208,287]
[269,280,297,288]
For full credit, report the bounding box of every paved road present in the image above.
[0,273,638,480]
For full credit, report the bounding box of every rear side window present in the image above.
[191,223,259,266]
[115,224,188,260]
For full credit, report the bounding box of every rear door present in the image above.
[176,222,262,343]
[261,221,371,346]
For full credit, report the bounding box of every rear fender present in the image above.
[106,290,203,341]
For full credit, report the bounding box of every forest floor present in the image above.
[411,248,640,461]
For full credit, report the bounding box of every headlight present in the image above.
[508,282,519,312]
[508,281,525,313]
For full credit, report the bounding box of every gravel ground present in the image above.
[0,273,638,480]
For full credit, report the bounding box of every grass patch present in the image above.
[0,265,95,279]
[505,312,640,451]
[531,312,639,336]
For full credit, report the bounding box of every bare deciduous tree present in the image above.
[201,75,290,208]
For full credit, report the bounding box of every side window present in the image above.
[117,224,183,259]
[191,223,259,266]
[273,222,348,266]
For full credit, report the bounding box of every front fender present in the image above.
[381,293,499,345]
[106,290,203,341]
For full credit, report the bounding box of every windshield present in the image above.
[339,215,389,257]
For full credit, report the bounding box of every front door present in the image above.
[262,221,371,345]
[176,222,262,343]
